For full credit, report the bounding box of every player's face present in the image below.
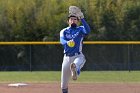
[68,17,79,27]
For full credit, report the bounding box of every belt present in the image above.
[65,52,81,57]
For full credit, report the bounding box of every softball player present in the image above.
[60,6,90,93]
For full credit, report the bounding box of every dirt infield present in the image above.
[0,83,140,93]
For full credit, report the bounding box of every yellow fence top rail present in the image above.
[0,41,140,45]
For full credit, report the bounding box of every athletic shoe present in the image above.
[70,63,77,80]
[62,88,68,93]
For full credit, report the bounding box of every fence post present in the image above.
[29,45,32,72]
[127,45,130,72]
[128,44,133,72]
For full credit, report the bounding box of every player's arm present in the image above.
[60,30,67,45]
[74,7,90,34]
[81,18,91,34]
[60,37,67,45]
[60,30,75,47]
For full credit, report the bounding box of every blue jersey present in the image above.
[60,18,90,55]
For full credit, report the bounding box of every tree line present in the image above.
[0,0,140,41]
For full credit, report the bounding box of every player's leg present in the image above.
[61,56,71,93]
[70,53,86,80]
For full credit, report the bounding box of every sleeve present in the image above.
[60,30,67,45]
[81,18,91,34]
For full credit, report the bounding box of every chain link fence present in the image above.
[0,43,140,71]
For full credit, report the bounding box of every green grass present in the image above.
[0,71,61,83]
[0,71,140,83]
[79,71,140,83]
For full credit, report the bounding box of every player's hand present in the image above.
[67,40,75,47]
[69,6,84,19]
[77,11,84,19]
[69,6,80,15]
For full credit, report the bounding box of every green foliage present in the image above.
[0,0,140,41]
[123,6,140,40]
